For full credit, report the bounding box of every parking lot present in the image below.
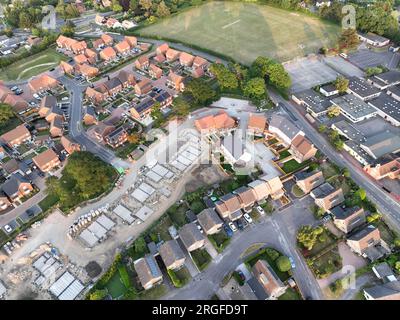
[348,48,400,70]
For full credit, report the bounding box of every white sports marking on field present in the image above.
[222,19,241,29]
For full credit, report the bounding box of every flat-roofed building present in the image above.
[368,94,400,127]
[368,71,400,90]
[331,94,378,123]
[360,131,400,160]
[347,76,381,101]
[292,89,332,118]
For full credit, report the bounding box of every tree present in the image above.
[243,77,266,101]
[334,76,349,93]
[156,1,170,17]
[266,62,291,90]
[393,238,400,248]
[112,0,123,12]
[265,248,280,260]
[209,63,238,90]
[184,78,217,105]
[127,133,140,144]
[327,105,341,118]
[129,0,139,11]
[60,20,76,37]
[250,56,273,78]
[65,4,80,18]
[0,104,15,125]
[276,256,291,272]
[173,97,190,117]
[395,261,400,273]
[366,212,382,223]
[342,167,350,178]
[150,102,163,127]
[365,67,383,77]
[338,28,360,51]
[318,124,327,133]
[134,236,146,253]
[139,0,153,15]
[19,12,33,28]
[356,188,367,201]
[297,225,324,251]
[89,289,108,300]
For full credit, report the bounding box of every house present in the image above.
[268,114,304,146]
[92,123,115,142]
[247,180,270,202]
[179,223,205,252]
[319,84,338,97]
[1,173,33,202]
[27,36,42,47]
[347,76,381,101]
[358,32,390,48]
[3,94,29,114]
[364,281,400,300]
[74,54,88,65]
[215,193,242,221]
[152,90,173,108]
[248,260,286,300]
[83,106,98,126]
[154,53,166,64]
[60,136,80,155]
[28,74,59,94]
[84,48,97,64]
[104,126,128,148]
[364,154,400,180]
[135,55,149,70]
[149,64,163,79]
[261,176,284,200]
[71,41,87,55]
[159,240,186,270]
[346,224,382,256]
[194,112,236,135]
[38,95,57,118]
[220,131,252,167]
[100,46,117,62]
[234,186,256,212]
[0,192,11,212]
[116,70,136,88]
[122,20,136,30]
[293,170,324,194]
[130,97,155,120]
[192,67,205,78]
[60,61,74,75]
[56,35,84,52]
[179,52,195,67]
[310,182,344,211]
[134,78,152,96]
[331,94,378,123]
[331,206,366,234]
[134,255,163,290]
[156,43,169,56]
[85,86,107,105]
[247,114,267,135]
[101,34,113,46]
[32,149,60,172]
[94,13,105,25]
[106,18,121,29]
[193,56,209,70]
[103,77,123,96]
[124,36,137,48]
[49,116,64,137]
[114,40,130,56]
[197,208,223,235]
[165,48,181,61]
[0,124,31,147]
[167,71,185,91]
[92,38,105,50]
[372,262,397,283]
[75,63,99,79]
[290,135,317,163]
[2,159,20,177]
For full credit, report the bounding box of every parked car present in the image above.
[289,256,296,269]
[4,225,12,233]
[10,86,18,92]
[223,224,233,237]
[237,219,244,230]
[256,206,265,215]
[196,224,204,234]
[236,270,245,282]
[243,213,253,224]
[33,93,41,100]
[228,222,237,232]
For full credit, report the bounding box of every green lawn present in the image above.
[278,287,302,300]
[191,248,212,271]
[167,266,191,288]
[138,1,340,64]
[282,159,312,174]
[38,193,60,212]
[0,48,67,81]
[167,203,189,227]
[279,149,291,160]
[148,215,173,242]
[106,272,128,299]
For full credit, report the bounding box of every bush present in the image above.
[167,269,184,288]
[265,248,280,261]
[276,256,291,272]
[89,289,108,300]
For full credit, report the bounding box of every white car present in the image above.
[243,213,253,224]
[256,206,265,215]
[228,222,237,232]
[4,225,12,233]
[33,93,41,100]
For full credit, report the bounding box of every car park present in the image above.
[256,206,265,215]
[243,213,253,224]
[229,221,237,232]
[33,93,41,100]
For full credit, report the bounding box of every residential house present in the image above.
[60,61,74,75]
[165,49,181,61]
[3,94,29,114]
[268,114,304,146]
[197,208,223,235]
[92,38,105,50]
[0,192,11,212]
[85,86,107,105]
[247,114,267,135]
[179,52,195,67]
[358,32,390,48]
[0,125,31,147]
[364,154,400,180]
[149,64,163,79]
[75,63,99,79]
[100,34,113,46]
[32,149,60,172]
[122,20,136,30]
[28,74,59,94]
[290,135,317,163]
[220,131,252,167]
[159,240,186,270]
[2,159,20,177]
[103,77,123,96]
[104,126,128,148]
[293,170,324,194]
[154,53,166,64]
[56,35,85,53]
[156,43,169,56]
[192,67,205,78]
[179,223,205,252]
[234,186,257,212]
[49,116,64,137]
[84,48,98,64]
[60,136,80,155]
[310,182,344,211]
[134,255,163,290]
[346,224,382,257]
[260,176,284,200]
[248,260,286,300]
[247,180,270,202]
[135,55,149,70]
[115,40,130,56]
[193,56,209,70]
[27,36,42,47]
[364,281,400,300]
[38,95,57,118]
[116,70,136,88]
[194,112,236,135]
[130,97,155,120]
[331,206,366,234]
[83,106,98,126]
[124,36,137,48]
[134,78,152,96]
[372,262,397,283]
[100,46,117,62]
[215,193,243,221]
[92,123,115,142]
[1,173,33,202]
[74,54,88,65]
[106,18,121,29]
[167,71,185,91]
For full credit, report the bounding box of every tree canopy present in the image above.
[184,78,217,105]
[0,104,15,126]
[297,225,324,251]
[276,256,291,272]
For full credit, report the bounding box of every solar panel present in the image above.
[146,256,160,277]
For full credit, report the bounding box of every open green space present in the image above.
[38,193,60,212]
[0,48,67,81]
[137,1,340,64]
[106,272,128,299]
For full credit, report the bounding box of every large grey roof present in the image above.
[364,281,400,299]
[159,240,185,268]
[295,89,332,114]
[348,224,377,242]
[331,94,377,120]
[348,76,381,99]
[331,205,362,220]
[368,94,400,123]
[361,131,400,159]
[374,71,400,85]
[269,114,302,140]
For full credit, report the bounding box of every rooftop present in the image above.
[348,224,378,242]
[269,114,302,141]
[374,71,400,85]
[330,205,362,220]
[368,94,400,124]
[348,76,381,99]
[311,182,335,198]
[331,94,377,120]
[295,89,332,114]
[361,131,400,159]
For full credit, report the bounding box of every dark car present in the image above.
[237,219,244,230]
[26,209,35,217]
[223,224,233,237]
[49,68,55,72]
[236,270,245,282]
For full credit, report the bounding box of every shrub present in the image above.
[276,256,291,272]
[265,248,280,261]
[89,289,108,300]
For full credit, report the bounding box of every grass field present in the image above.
[0,48,67,81]
[138,1,340,64]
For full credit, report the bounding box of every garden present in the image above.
[208,230,231,253]
[167,266,191,288]
[191,248,212,271]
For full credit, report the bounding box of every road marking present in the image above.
[222,20,241,29]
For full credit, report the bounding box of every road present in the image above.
[270,91,400,233]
